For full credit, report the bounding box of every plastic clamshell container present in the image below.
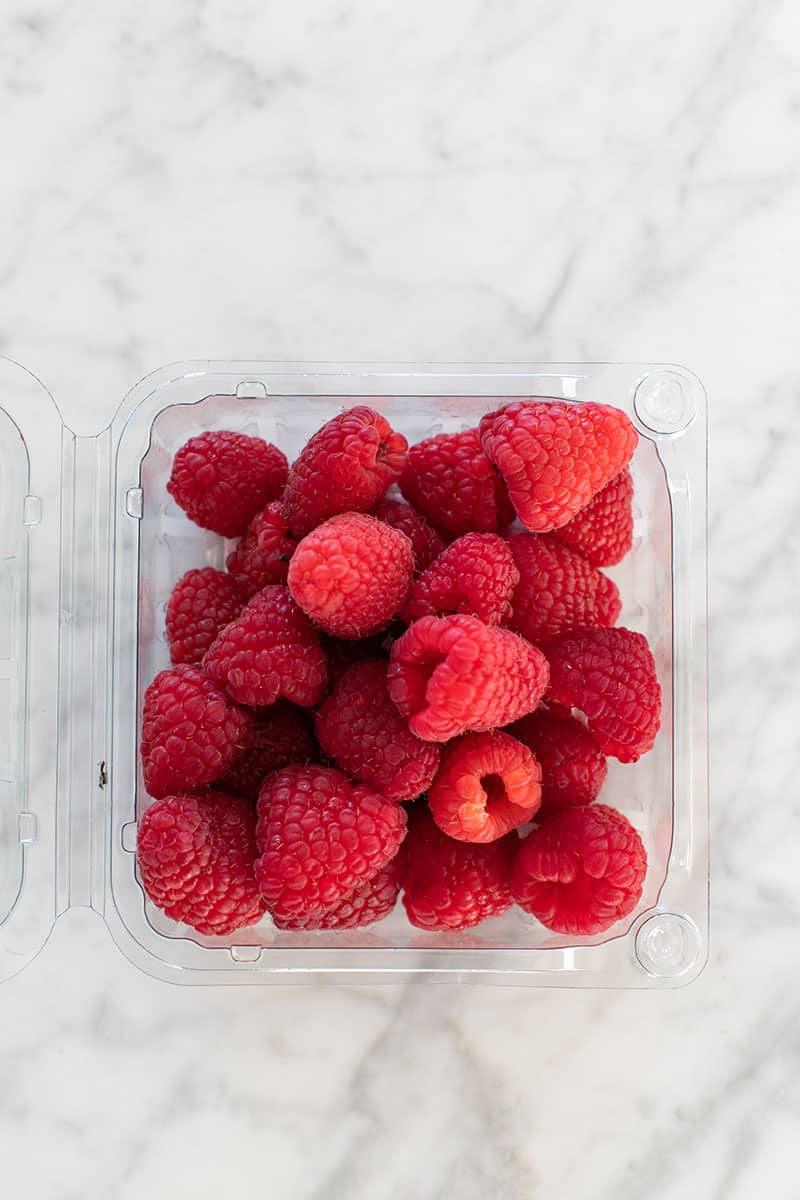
[0,359,708,987]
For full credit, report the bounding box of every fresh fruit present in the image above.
[226,501,297,597]
[282,407,408,537]
[141,666,253,799]
[511,804,646,935]
[203,585,327,708]
[507,533,621,643]
[401,532,519,626]
[254,765,407,920]
[272,859,402,930]
[428,730,542,842]
[401,807,514,931]
[508,710,607,814]
[320,634,388,691]
[550,468,634,567]
[167,430,288,537]
[288,512,414,639]
[479,400,637,532]
[215,702,317,801]
[399,428,514,536]
[545,627,661,762]
[165,568,245,666]
[388,614,549,742]
[136,792,266,935]
[316,659,440,802]
[372,496,446,570]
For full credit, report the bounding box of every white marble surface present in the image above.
[1,2,799,1197]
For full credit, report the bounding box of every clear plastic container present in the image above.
[0,359,708,987]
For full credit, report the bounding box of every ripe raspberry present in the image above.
[255,765,407,919]
[167,430,288,537]
[283,407,408,537]
[371,497,446,570]
[388,615,549,742]
[321,634,388,691]
[428,731,542,842]
[272,858,401,931]
[226,501,298,597]
[165,568,245,666]
[141,666,253,799]
[288,513,414,639]
[550,468,634,567]
[203,585,327,708]
[511,804,647,935]
[545,627,661,762]
[401,532,519,625]
[507,533,621,644]
[136,792,265,935]
[508,710,607,815]
[399,428,515,536]
[401,807,514,931]
[479,400,637,532]
[316,659,440,803]
[215,702,317,801]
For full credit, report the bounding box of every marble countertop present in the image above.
[2,3,799,1197]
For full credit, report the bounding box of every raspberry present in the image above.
[283,407,408,537]
[507,534,621,644]
[401,532,519,625]
[371,497,446,570]
[136,792,265,935]
[508,710,607,814]
[401,807,514,931]
[399,428,515,536]
[316,659,440,803]
[545,627,661,762]
[165,568,245,666]
[511,804,647,935]
[550,468,634,567]
[167,430,288,537]
[226,501,297,597]
[141,666,253,799]
[288,513,414,639]
[321,634,388,691]
[255,765,407,919]
[203,585,327,708]
[479,400,638,532]
[215,702,317,801]
[272,858,402,931]
[388,615,549,742]
[428,731,542,842]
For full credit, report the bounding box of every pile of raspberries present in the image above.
[137,399,660,940]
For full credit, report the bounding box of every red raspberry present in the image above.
[283,407,408,537]
[388,615,549,742]
[255,765,407,919]
[272,858,402,931]
[428,730,542,842]
[507,533,621,644]
[371,497,446,570]
[511,804,647,935]
[550,468,634,567]
[203,585,327,708]
[508,710,607,815]
[141,666,253,799]
[226,501,297,597]
[399,428,515,536]
[401,532,519,625]
[288,513,414,639]
[316,659,440,803]
[545,627,661,762]
[167,430,288,537]
[136,792,266,935]
[401,807,514,931]
[320,634,388,691]
[479,400,637,532]
[215,702,317,801]
[165,568,245,666]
